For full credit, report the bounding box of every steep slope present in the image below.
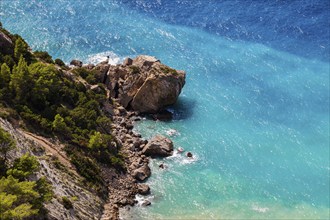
[0,118,104,219]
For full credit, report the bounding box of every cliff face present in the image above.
[98,55,186,113]
[0,118,104,220]
[0,30,14,55]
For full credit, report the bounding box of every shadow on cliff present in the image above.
[167,96,196,121]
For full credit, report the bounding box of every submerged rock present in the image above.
[142,135,173,158]
[141,200,151,207]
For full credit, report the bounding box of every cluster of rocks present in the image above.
[69,56,185,219]
[102,102,175,219]
[71,55,186,114]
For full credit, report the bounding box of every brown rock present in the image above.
[112,56,185,113]
[70,59,83,67]
[151,109,173,121]
[123,57,133,66]
[130,61,185,113]
[0,31,14,55]
[131,164,151,181]
[132,55,159,69]
[141,200,151,207]
[142,135,173,158]
[137,184,150,195]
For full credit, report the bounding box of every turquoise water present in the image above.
[1,0,329,219]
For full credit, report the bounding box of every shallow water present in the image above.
[1,0,329,219]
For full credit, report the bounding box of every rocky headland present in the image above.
[78,55,186,219]
[0,27,186,220]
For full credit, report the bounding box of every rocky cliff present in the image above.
[0,30,14,55]
[0,118,104,220]
[84,55,186,113]
[1,26,186,219]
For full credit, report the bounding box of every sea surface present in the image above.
[1,0,329,219]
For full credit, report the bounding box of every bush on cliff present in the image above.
[0,128,53,219]
[0,26,122,194]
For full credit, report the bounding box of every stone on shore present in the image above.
[141,200,151,207]
[131,164,151,181]
[137,184,150,195]
[142,135,173,158]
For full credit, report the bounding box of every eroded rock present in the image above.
[142,135,173,158]
[106,55,185,113]
[0,31,14,55]
[131,164,151,181]
[137,184,150,195]
[70,59,83,67]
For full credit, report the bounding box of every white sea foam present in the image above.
[168,150,198,165]
[251,205,269,213]
[135,194,155,207]
[86,51,123,65]
[155,28,176,39]
[166,128,180,137]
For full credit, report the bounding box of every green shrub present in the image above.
[160,66,178,75]
[70,153,102,184]
[0,127,15,165]
[61,196,73,209]
[34,51,54,64]
[54,58,65,67]
[129,65,140,74]
[7,153,39,180]
[3,55,15,69]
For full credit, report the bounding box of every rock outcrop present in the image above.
[102,55,185,113]
[137,184,150,195]
[142,135,174,158]
[131,164,151,181]
[0,30,14,55]
[70,59,83,67]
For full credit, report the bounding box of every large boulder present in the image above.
[106,55,185,113]
[0,31,14,55]
[131,164,151,181]
[70,59,83,67]
[142,135,173,158]
[137,184,150,195]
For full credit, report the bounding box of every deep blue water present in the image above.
[1,0,329,219]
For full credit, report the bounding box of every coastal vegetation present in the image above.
[0,127,53,219]
[0,25,124,194]
[0,22,185,218]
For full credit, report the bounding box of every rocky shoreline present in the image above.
[82,56,186,219]
[101,95,178,220]
[100,107,147,219]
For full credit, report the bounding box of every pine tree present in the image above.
[0,63,11,88]
[52,114,70,135]
[10,55,33,103]
[6,153,39,181]
[0,63,11,100]
[0,127,15,164]
[14,37,28,61]
[0,175,39,219]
